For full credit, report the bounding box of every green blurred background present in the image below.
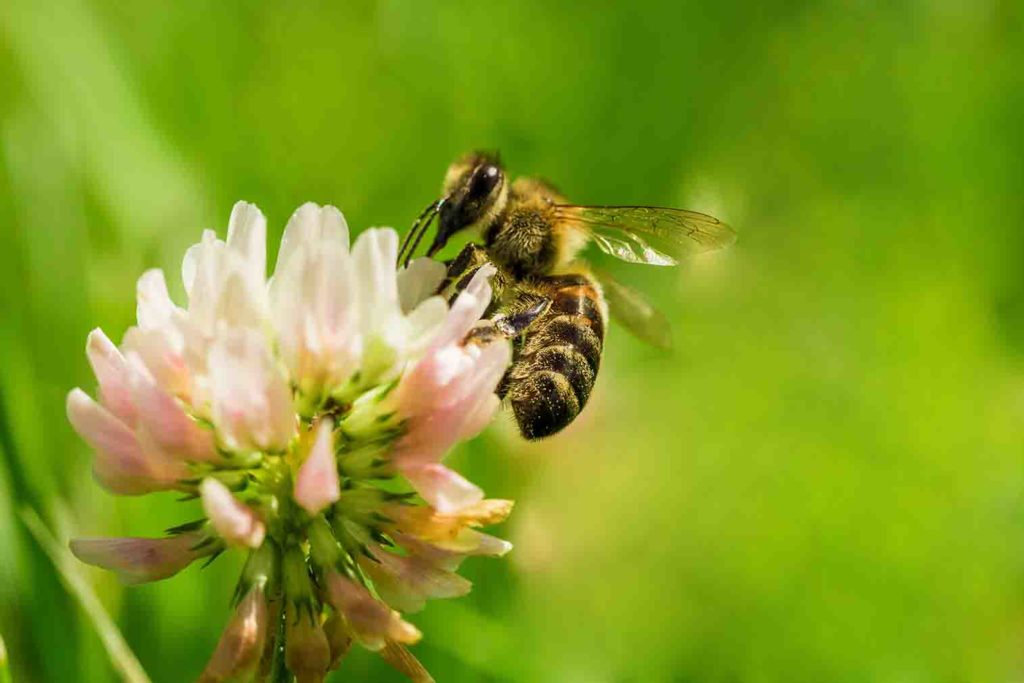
[2,0,1024,681]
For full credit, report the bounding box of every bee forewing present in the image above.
[555,204,736,264]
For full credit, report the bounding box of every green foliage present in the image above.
[1,0,1022,681]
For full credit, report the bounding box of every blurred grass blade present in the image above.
[0,631,11,683]
[20,508,151,683]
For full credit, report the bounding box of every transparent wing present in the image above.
[595,268,673,350]
[555,205,736,265]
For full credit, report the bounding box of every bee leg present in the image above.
[437,243,491,301]
[464,293,550,345]
[493,296,551,337]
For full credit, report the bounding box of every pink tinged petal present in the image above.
[197,584,269,683]
[390,530,511,572]
[397,258,446,314]
[125,354,217,462]
[226,201,267,288]
[427,264,495,350]
[67,389,186,495]
[391,533,465,572]
[362,545,471,613]
[400,296,449,361]
[294,420,340,515]
[70,531,210,584]
[121,326,191,401]
[324,572,421,651]
[209,329,296,452]
[200,478,265,549]
[136,269,177,329]
[284,602,331,683]
[85,329,136,425]
[400,463,483,514]
[390,343,506,468]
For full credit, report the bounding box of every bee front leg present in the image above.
[437,243,492,302]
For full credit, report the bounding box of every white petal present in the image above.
[275,203,349,276]
[182,229,220,299]
[226,201,267,288]
[352,228,401,338]
[208,329,296,452]
[184,230,226,328]
[136,269,177,329]
[214,262,265,331]
[397,258,446,314]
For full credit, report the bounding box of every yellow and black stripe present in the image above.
[502,273,605,439]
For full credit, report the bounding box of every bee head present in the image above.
[427,152,507,256]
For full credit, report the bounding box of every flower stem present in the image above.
[270,608,293,683]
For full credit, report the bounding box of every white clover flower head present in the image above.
[67,201,513,682]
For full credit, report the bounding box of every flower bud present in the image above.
[284,602,330,683]
[197,584,269,682]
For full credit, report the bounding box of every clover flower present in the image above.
[67,202,513,682]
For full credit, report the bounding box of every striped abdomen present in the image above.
[501,274,605,439]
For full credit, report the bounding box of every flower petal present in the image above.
[294,420,340,515]
[200,478,265,548]
[125,353,217,462]
[67,389,186,495]
[362,545,471,613]
[324,571,421,651]
[275,202,349,276]
[427,264,494,350]
[136,269,177,330]
[323,610,353,671]
[351,228,401,342]
[197,584,269,683]
[397,258,446,314]
[121,325,191,401]
[69,532,210,584]
[208,329,296,452]
[85,328,136,424]
[226,200,267,289]
[270,222,358,397]
[400,463,483,514]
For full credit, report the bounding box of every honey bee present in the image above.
[399,152,736,439]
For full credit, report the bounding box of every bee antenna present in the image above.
[398,198,444,268]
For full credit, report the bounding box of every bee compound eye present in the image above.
[468,164,500,199]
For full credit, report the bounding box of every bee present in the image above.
[398,152,736,440]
